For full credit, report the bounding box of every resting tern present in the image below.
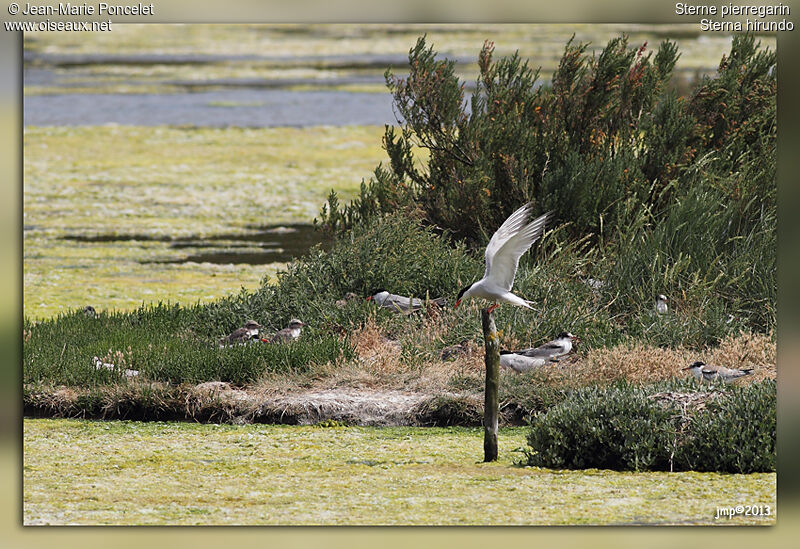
[499,351,547,372]
[266,319,306,343]
[367,289,447,314]
[507,332,579,361]
[220,320,262,346]
[683,361,753,383]
[455,203,550,313]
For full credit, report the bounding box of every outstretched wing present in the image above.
[485,206,550,291]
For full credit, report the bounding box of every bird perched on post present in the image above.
[683,361,753,383]
[267,319,306,343]
[220,320,262,347]
[454,203,550,313]
[367,289,447,314]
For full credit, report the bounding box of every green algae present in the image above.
[23,418,776,525]
[24,125,386,319]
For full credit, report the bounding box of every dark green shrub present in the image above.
[524,382,676,471]
[676,380,776,473]
[318,35,684,245]
[523,380,776,473]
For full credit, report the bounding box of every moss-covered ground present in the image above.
[24,125,386,319]
[23,418,775,526]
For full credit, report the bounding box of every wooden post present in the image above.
[481,308,499,462]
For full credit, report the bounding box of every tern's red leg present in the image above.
[487,303,499,314]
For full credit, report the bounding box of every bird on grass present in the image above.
[505,332,580,362]
[656,294,669,315]
[266,319,306,343]
[367,289,447,314]
[683,361,753,383]
[454,203,550,313]
[499,351,547,373]
[220,320,262,347]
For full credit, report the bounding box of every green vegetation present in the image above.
[24,302,354,386]
[524,379,776,473]
[23,418,776,525]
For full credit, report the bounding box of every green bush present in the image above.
[676,380,776,473]
[524,382,676,471]
[523,380,776,473]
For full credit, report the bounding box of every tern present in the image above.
[499,351,547,372]
[267,319,306,343]
[656,294,669,315]
[683,361,753,383]
[367,289,447,314]
[507,332,580,361]
[455,203,550,313]
[220,320,262,346]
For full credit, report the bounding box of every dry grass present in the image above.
[567,331,776,384]
[304,316,485,394]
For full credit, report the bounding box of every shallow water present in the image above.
[24,88,396,128]
[62,223,327,265]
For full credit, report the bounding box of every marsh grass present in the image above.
[24,303,355,386]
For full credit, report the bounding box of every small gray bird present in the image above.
[506,332,579,362]
[656,294,669,315]
[220,320,262,346]
[499,351,547,372]
[367,289,447,314]
[683,361,753,383]
[83,305,97,318]
[268,319,305,343]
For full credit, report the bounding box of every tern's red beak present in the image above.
[454,299,461,308]
[366,296,373,301]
